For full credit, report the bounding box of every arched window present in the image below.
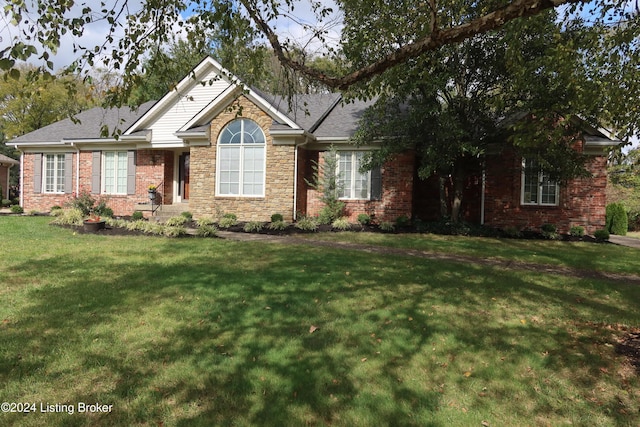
[216,119,266,196]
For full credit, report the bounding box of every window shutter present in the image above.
[33,153,42,194]
[126,151,136,195]
[370,165,382,200]
[64,153,73,194]
[91,151,101,194]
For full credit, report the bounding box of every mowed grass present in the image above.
[296,231,640,276]
[0,216,638,427]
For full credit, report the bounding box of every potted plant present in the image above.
[83,211,106,232]
[148,185,157,201]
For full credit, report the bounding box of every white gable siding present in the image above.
[148,70,232,147]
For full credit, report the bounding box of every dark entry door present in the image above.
[179,153,190,201]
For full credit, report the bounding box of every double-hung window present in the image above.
[43,154,66,193]
[103,151,129,194]
[521,159,559,206]
[338,151,370,200]
[217,119,266,197]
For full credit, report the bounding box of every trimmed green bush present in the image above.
[10,205,24,214]
[270,213,284,223]
[395,215,410,227]
[357,213,371,226]
[569,226,585,237]
[181,211,193,221]
[1,199,11,207]
[540,223,559,240]
[218,216,237,229]
[594,229,610,242]
[606,203,628,235]
[131,211,144,221]
[503,226,522,238]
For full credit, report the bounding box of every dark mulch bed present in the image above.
[617,329,640,374]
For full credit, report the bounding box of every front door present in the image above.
[179,153,190,201]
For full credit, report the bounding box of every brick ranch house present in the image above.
[9,56,620,233]
[0,154,19,200]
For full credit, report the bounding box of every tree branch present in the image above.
[243,0,584,90]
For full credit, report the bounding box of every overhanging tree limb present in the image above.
[242,0,584,90]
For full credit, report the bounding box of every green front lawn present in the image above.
[296,231,640,276]
[1,217,638,426]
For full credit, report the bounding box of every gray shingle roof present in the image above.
[10,101,156,143]
[0,154,19,165]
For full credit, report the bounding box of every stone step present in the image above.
[153,204,191,223]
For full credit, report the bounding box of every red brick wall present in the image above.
[301,149,415,223]
[484,149,608,234]
[22,150,171,216]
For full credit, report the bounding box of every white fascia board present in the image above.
[245,90,300,129]
[124,56,230,135]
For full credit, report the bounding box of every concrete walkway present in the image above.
[609,235,640,249]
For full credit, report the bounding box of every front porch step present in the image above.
[152,204,191,222]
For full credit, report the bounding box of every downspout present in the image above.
[72,143,80,195]
[14,146,24,207]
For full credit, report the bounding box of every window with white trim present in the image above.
[43,154,65,193]
[217,119,266,197]
[521,159,559,206]
[102,151,128,194]
[338,151,370,200]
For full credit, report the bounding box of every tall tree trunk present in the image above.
[438,176,448,218]
[451,164,465,224]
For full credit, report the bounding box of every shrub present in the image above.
[163,226,186,237]
[50,206,64,217]
[295,216,319,232]
[131,211,144,221]
[569,226,585,237]
[606,203,628,235]
[503,226,522,238]
[357,213,371,226]
[1,199,11,207]
[243,221,264,232]
[594,229,610,242]
[318,201,345,225]
[331,217,351,231]
[100,207,114,218]
[165,215,188,226]
[218,216,237,228]
[223,213,237,220]
[268,220,288,231]
[196,216,216,227]
[10,205,23,214]
[540,223,559,240]
[66,192,95,216]
[379,221,395,232]
[50,208,84,226]
[197,225,218,237]
[181,211,193,221]
[628,210,640,232]
[395,215,410,228]
[270,213,284,223]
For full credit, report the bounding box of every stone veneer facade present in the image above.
[189,96,297,221]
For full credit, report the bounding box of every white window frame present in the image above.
[216,119,266,197]
[43,153,65,194]
[521,159,559,206]
[102,151,128,195]
[337,151,371,200]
